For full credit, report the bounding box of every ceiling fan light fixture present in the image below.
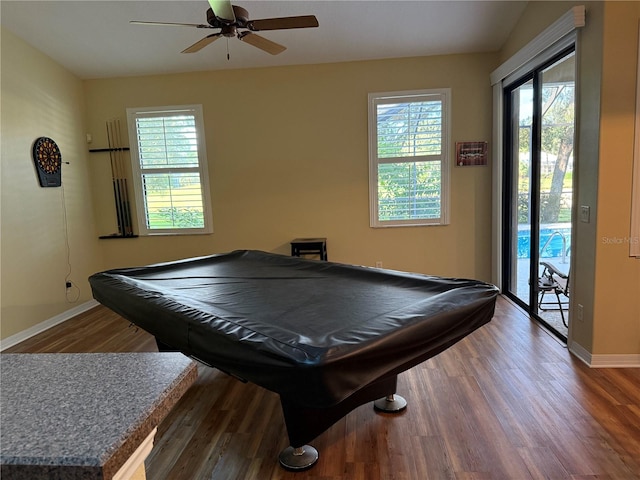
[221,24,237,38]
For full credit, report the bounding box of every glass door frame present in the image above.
[502,73,539,313]
[501,45,575,341]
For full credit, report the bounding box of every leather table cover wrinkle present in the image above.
[89,250,499,409]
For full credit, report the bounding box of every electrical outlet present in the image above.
[576,303,584,322]
[375,261,383,268]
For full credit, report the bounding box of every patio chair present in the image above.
[538,261,570,327]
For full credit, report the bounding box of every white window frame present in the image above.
[126,104,213,235]
[368,89,451,228]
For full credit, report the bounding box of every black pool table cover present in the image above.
[89,250,499,408]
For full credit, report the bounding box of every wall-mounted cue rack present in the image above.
[89,119,138,239]
[89,147,130,153]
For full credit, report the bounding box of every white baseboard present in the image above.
[589,354,640,368]
[568,340,592,366]
[0,300,99,351]
[568,340,640,367]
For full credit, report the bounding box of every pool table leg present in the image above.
[278,374,402,470]
[278,445,319,471]
[373,393,408,412]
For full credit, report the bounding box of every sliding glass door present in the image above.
[503,48,575,340]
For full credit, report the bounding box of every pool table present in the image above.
[89,250,498,469]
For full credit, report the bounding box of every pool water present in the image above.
[517,224,571,259]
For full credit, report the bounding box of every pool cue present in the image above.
[106,120,133,236]
[114,119,133,236]
[106,121,123,235]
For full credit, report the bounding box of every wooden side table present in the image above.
[290,238,327,261]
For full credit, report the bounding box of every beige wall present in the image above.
[1,28,103,340]
[593,1,640,355]
[84,53,497,280]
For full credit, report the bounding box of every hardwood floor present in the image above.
[4,297,640,479]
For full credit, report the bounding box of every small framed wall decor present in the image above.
[456,141,488,167]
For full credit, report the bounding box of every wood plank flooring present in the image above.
[4,297,640,479]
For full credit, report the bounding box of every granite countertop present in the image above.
[1,352,197,480]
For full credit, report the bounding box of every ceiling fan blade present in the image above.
[130,20,211,28]
[181,33,222,53]
[238,32,286,55]
[248,15,318,31]
[208,0,235,23]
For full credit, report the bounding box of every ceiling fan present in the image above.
[131,0,319,55]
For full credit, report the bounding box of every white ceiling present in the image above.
[1,0,528,79]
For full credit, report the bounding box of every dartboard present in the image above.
[32,137,62,187]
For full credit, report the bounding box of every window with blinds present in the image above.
[127,105,213,235]
[368,90,450,227]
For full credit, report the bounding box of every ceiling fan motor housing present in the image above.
[206,5,249,27]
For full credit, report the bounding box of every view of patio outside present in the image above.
[515,225,571,337]
[510,52,575,339]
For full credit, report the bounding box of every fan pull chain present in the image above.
[226,38,230,60]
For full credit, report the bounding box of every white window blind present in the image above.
[368,90,450,227]
[127,105,212,235]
